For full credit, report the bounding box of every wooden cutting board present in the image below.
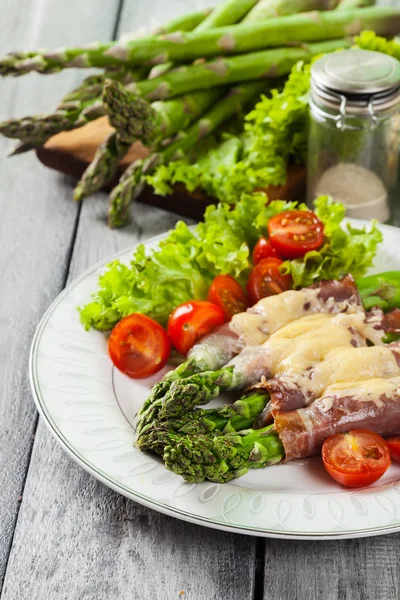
[36,116,307,220]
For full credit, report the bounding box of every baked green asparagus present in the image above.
[163,424,284,483]
[137,391,268,454]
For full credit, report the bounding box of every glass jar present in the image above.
[307,50,400,223]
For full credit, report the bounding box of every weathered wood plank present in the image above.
[263,536,400,600]
[0,0,121,589]
[1,2,257,600]
[2,424,256,600]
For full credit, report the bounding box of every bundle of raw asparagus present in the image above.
[0,0,398,227]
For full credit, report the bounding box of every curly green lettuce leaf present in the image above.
[281,196,383,288]
[146,63,311,204]
[354,30,400,60]
[79,195,382,331]
[79,195,267,331]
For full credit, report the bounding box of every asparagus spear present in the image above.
[149,0,259,80]
[103,80,224,146]
[337,0,375,8]
[0,11,208,148]
[163,424,284,483]
[0,98,105,145]
[74,84,224,200]
[73,133,131,201]
[195,0,259,30]
[154,271,400,419]
[108,80,267,228]
[137,391,268,455]
[243,0,339,21]
[153,9,213,34]
[356,271,400,312]
[0,72,121,146]
[1,6,396,75]
[130,39,350,101]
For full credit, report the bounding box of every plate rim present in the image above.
[29,220,400,540]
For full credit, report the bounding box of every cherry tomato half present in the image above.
[207,275,248,321]
[386,436,400,463]
[252,237,279,265]
[108,314,171,379]
[267,210,325,259]
[167,300,225,356]
[322,430,391,488]
[246,257,292,305]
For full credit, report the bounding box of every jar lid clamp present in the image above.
[311,50,400,127]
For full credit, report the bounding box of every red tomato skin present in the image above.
[167,300,225,356]
[387,436,400,463]
[267,210,324,259]
[207,274,248,321]
[108,314,171,379]
[246,257,292,305]
[322,430,391,488]
[252,237,279,264]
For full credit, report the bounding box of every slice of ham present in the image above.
[275,376,400,461]
[230,275,361,346]
[258,343,400,421]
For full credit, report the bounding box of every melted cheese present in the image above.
[322,376,400,407]
[278,346,400,400]
[228,312,377,387]
[229,287,359,346]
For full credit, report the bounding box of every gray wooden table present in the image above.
[1,1,400,599]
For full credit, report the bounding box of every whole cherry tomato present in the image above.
[167,300,225,355]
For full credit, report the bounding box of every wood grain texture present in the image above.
[0,0,122,589]
[1,421,256,600]
[35,117,306,221]
[1,2,257,600]
[263,536,400,600]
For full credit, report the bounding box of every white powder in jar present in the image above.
[315,163,389,222]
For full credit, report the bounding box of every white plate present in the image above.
[29,220,400,539]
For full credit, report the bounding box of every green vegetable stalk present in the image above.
[137,391,268,453]
[0,11,209,148]
[356,272,400,312]
[103,80,225,147]
[153,9,213,34]
[150,0,259,79]
[73,133,131,202]
[1,7,396,75]
[127,38,347,101]
[0,97,104,147]
[73,83,224,200]
[108,81,267,228]
[337,0,375,8]
[243,0,339,21]
[163,424,284,483]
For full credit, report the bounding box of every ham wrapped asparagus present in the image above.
[275,376,400,461]
[255,341,400,425]
[137,275,364,430]
[230,274,361,346]
[159,310,388,419]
